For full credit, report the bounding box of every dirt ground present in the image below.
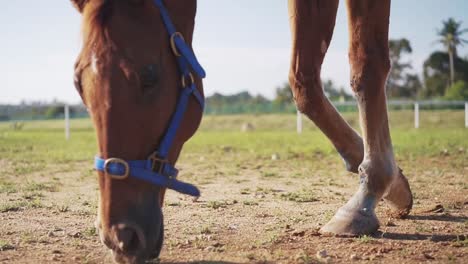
[1,150,467,263]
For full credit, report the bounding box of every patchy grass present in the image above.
[166,202,181,207]
[452,235,468,247]
[262,171,280,178]
[280,190,319,203]
[56,204,69,213]
[206,200,233,209]
[199,226,213,235]
[0,240,15,251]
[0,198,43,212]
[242,200,259,206]
[0,201,29,212]
[24,181,59,192]
[356,235,374,244]
[0,180,18,194]
[84,227,97,237]
[295,251,315,264]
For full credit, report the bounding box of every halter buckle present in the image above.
[170,32,184,57]
[104,158,129,180]
[148,152,168,174]
[181,73,195,88]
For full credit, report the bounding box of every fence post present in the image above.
[296,109,302,134]
[465,102,468,128]
[414,102,419,129]
[64,104,70,140]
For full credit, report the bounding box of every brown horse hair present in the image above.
[80,0,114,59]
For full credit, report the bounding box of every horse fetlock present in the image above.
[358,158,396,198]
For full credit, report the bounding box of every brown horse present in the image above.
[71,0,413,263]
[71,0,203,262]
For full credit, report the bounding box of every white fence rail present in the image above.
[64,105,70,140]
[296,100,467,133]
[58,101,466,138]
[466,102,468,128]
[414,102,419,129]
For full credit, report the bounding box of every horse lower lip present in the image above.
[112,250,138,264]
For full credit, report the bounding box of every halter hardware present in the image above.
[104,158,130,180]
[148,152,169,175]
[170,32,184,57]
[181,73,195,88]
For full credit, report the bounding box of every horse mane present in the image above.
[81,0,114,57]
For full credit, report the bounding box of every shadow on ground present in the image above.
[407,213,468,223]
[161,262,238,264]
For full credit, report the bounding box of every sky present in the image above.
[1,0,468,104]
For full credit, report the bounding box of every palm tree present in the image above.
[436,18,468,88]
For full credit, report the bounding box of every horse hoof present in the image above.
[320,205,379,236]
[383,169,413,218]
[320,190,380,236]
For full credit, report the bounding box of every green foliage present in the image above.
[423,51,468,97]
[436,18,468,57]
[444,81,468,100]
[44,105,65,119]
[323,80,353,101]
[205,91,286,114]
[0,102,88,121]
[204,80,353,115]
[273,82,294,109]
[387,38,421,98]
[429,18,468,93]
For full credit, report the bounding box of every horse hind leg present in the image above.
[321,0,412,236]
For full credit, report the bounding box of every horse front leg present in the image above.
[321,0,412,235]
[288,0,364,173]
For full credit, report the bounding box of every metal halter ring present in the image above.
[170,32,184,57]
[181,73,195,88]
[104,158,130,180]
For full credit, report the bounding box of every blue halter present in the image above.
[94,0,205,197]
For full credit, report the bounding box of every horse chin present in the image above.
[103,213,164,264]
[150,218,164,259]
[111,250,144,264]
[110,235,163,264]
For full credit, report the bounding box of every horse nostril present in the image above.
[113,223,146,253]
[117,228,138,252]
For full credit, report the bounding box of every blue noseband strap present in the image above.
[94,157,200,197]
[94,0,205,197]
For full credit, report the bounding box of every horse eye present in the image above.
[140,64,159,90]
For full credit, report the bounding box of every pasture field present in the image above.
[0,111,467,263]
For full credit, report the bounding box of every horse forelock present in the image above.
[81,0,114,57]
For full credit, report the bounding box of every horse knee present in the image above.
[288,72,325,118]
[349,49,391,97]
